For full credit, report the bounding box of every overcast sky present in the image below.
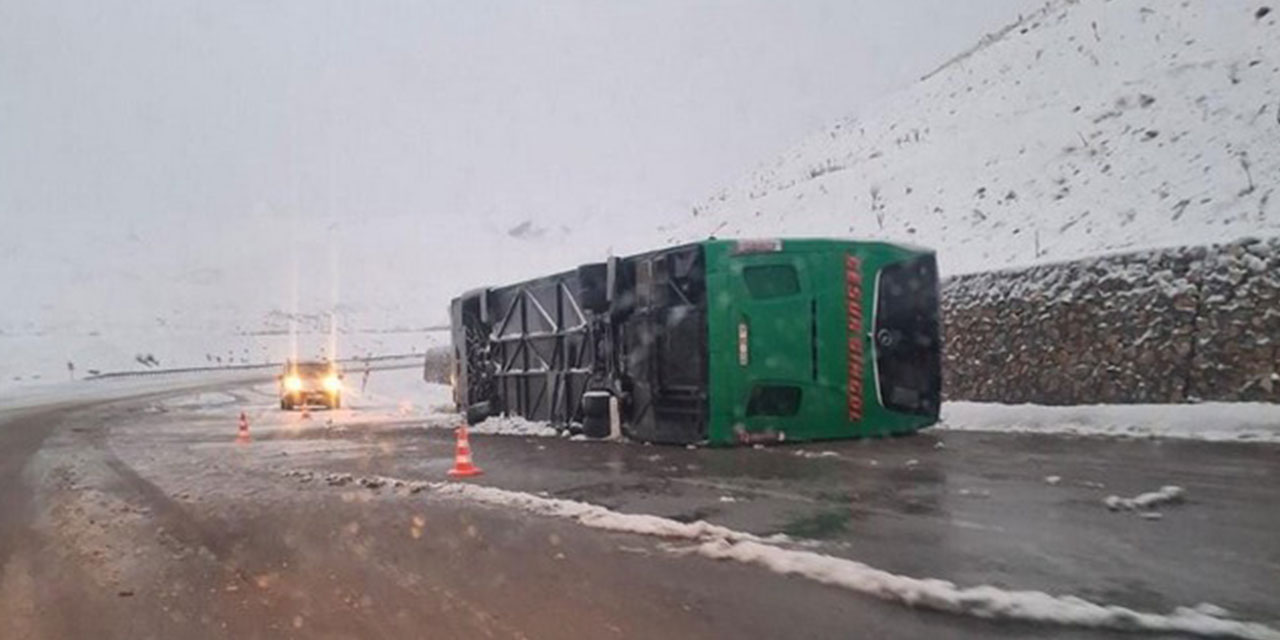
[0,0,1038,330]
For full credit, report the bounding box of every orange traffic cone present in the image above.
[236,411,251,443]
[447,425,483,478]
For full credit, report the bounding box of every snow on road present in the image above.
[125,365,458,439]
[290,470,1280,640]
[0,368,268,413]
[940,401,1280,443]
[467,415,561,437]
[1105,485,1186,512]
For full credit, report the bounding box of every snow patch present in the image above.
[432,481,789,545]
[465,415,560,438]
[1105,485,1186,512]
[156,391,240,410]
[0,368,268,413]
[793,450,841,459]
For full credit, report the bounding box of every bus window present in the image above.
[742,264,800,299]
[746,384,802,417]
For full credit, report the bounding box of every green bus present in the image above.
[447,238,940,446]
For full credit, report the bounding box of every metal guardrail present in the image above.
[84,352,426,381]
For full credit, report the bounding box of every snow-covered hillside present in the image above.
[668,0,1280,274]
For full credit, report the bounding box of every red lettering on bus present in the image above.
[846,255,864,422]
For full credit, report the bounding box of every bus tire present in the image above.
[581,391,611,438]
[465,401,494,425]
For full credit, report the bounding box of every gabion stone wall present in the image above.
[941,237,1280,404]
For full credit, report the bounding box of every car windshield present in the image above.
[3,2,1277,639]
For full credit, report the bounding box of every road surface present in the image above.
[1,373,1277,639]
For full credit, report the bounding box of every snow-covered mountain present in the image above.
[667,0,1280,274]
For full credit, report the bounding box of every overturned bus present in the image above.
[448,238,940,446]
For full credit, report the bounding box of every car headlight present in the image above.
[323,375,341,392]
[285,375,303,391]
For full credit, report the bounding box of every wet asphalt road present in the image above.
[1,377,1278,639]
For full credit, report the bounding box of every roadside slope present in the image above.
[669,0,1280,274]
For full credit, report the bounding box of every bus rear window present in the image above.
[743,264,800,299]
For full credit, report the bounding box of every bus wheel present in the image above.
[581,391,612,438]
